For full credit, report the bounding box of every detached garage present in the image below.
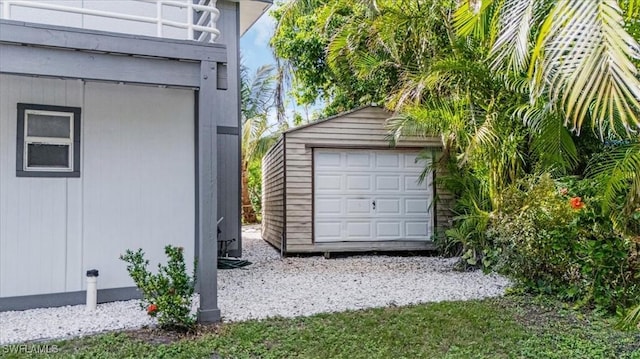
[262,106,453,254]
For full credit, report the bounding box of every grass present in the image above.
[2,296,638,359]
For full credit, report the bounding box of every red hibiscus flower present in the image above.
[147,303,158,316]
[569,197,585,210]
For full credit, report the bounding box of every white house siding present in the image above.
[0,75,84,297]
[81,82,195,290]
[0,75,195,298]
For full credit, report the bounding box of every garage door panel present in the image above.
[376,199,400,214]
[346,198,373,215]
[376,153,400,167]
[405,175,426,191]
[346,152,371,167]
[346,222,372,238]
[376,176,401,191]
[406,221,429,237]
[316,221,341,240]
[346,175,371,190]
[403,153,424,168]
[405,198,429,215]
[316,198,343,215]
[376,222,401,237]
[316,175,342,191]
[316,152,341,167]
[314,149,433,243]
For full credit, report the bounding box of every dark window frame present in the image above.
[16,103,81,178]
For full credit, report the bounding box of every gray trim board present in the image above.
[217,126,240,135]
[194,90,201,292]
[235,3,244,259]
[0,44,201,88]
[0,20,226,62]
[0,287,141,312]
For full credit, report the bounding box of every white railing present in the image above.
[0,0,220,42]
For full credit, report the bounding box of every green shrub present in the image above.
[120,245,197,331]
[487,174,640,312]
[439,164,493,265]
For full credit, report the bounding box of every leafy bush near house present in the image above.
[438,164,493,263]
[486,174,640,312]
[120,245,197,331]
[247,158,263,219]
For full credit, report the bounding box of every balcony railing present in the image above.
[0,0,220,42]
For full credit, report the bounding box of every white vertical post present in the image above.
[3,1,11,19]
[156,0,163,38]
[187,0,193,40]
[208,0,215,43]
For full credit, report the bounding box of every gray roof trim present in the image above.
[0,19,227,62]
[283,105,392,134]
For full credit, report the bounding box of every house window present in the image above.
[16,104,81,177]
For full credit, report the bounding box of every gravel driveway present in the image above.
[0,225,510,344]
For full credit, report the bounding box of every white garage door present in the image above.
[314,149,433,243]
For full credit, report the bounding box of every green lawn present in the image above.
[3,296,639,359]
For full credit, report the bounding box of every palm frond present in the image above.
[587,141,640,213]
[490,0,537,72]
[460,113,500,165]
[252,133,280,161]
[518,102,578,171]
[617,303,640,330]
[621,0,640,19]
[534,0,640,135]
[385,113,441,146]
[454,0,497,40]
[241,64,276,121]
[385,100,471,148]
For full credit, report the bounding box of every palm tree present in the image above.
[454,0,640,136]
[241,63,278,223]
[322,0,551,203]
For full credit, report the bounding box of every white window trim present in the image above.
[23,109,74,172]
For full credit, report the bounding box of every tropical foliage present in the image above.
[272,0,640,323]
[241,63,279,223]
[120,246,197,331]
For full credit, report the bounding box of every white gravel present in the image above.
[0,225,510,344]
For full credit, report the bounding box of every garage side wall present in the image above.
[283,107,441,253]
[261,137,285,250]
[433,156,455,236]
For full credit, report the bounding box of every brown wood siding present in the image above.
[433,155,455,236]
[261,137,285,250]
[283,107,443,251]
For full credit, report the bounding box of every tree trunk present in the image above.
[241,161,258,223]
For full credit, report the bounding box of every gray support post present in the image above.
[214,1,242,258]
[197,60,221,323]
